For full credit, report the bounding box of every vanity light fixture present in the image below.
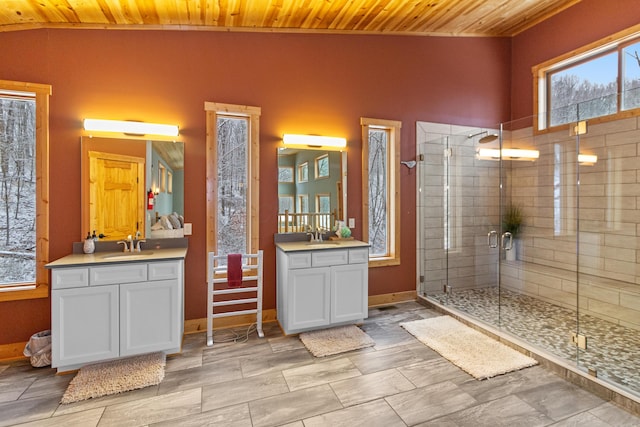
[578,154,598,165]
[282,134,347,149]
[83,119,179,137]
[477,148,540,161]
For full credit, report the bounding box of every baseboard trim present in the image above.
[184,309,278,335]
[369,290,417,307]
[0,341,27,363]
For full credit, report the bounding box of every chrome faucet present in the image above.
[135,239,146,252]
[116,233,145,252]
[116,240,129,252]
[307,226,324,242]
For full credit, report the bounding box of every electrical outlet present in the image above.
[184,223,192,235]
[348,218,355,228]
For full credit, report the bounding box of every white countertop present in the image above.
[45,247,188,268]
[276,239,369,252]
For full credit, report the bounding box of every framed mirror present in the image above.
[277,148,346,233]
[81,136,184,241]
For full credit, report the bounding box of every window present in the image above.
[622,40,640,110]
[361,117,401,266]
[548,52,617,127]
[279,196,294,213]
[205,102,260,259]
[0,80,51,302]
[535,25,640,130]
[278,166,293,183]
[316,194,331,213]
[315,154,329,179]
[298,194,309,213]
[297,162,308,183]
[158,163,166,192]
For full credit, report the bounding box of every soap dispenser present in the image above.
[83,232,95,254]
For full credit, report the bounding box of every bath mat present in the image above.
[401,316,538,380]
[61,352,166,404]
[299,325,375,357]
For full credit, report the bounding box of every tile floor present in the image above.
[1,301,639,426]
[429,287,640,394]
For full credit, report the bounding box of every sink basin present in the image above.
[305,242,340,248]
[102,251,154,260]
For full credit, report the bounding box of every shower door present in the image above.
[418,128,501,327]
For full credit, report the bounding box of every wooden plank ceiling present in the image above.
[0,0,581,36]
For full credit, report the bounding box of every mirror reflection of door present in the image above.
[88,151,145,241]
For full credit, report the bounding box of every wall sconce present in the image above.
[477,148,540,161]
[282,134,347,149]
[578,154,598,165]
[84,119,179,137]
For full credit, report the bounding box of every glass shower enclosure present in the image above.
[417,116,640,398]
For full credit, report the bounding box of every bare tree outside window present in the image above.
[540,35,640,130]
[315,155,329,178]
[0,96,36,285]
[216,116,248,257]
[368,129,388,256]
[622,42,640,110]
[278,166,293,183]
[549,52,618,126]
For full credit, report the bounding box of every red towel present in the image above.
[227,253,242,288]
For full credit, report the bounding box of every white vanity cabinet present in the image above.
[276,243,369,335]
[50,258,184,372]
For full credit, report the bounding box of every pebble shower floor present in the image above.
[430,287,640,394]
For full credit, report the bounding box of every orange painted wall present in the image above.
[0,29,511,344]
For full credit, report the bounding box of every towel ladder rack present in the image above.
[207,251,264,346]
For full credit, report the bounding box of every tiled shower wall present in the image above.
[505,118,640,331]
[417,118,640,331]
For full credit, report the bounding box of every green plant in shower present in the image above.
[502,203,524,238]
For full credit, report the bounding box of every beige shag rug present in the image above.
[401,316,538,380]
[299,325,375,357]
[61,352,166,404]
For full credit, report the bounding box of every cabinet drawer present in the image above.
[51,268,89,289]
[312,249,348,267]
[90,264,147,286]
[349,248,369,264]
[288,252,312,269]
[148,261,180,281]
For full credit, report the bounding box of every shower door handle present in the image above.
[501,232,513,250]
[487,230,498,248]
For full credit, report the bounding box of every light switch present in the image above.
[184,223,192,235]
[348,218,355,228]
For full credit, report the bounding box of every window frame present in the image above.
[361,117,401,267]
[205,102,261,257]
[298,194,309,213]
[314,154,330,179]
[0,80,51,302]
[158,163,166,193]
[533,23,640,133]
[315,193,331,213]
[278,166,294,183]
[297,162,308,183]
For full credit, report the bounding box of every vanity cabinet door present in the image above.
[120,279,182,357]
[52,285,119,368]
[331,263,368,323]
[288,267,331,331]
